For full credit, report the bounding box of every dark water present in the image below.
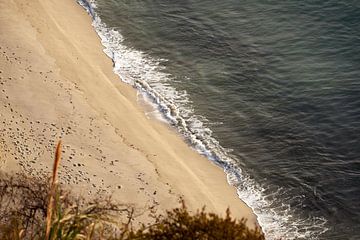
[79,0,360,239]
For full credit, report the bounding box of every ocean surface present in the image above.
[78,0,360,239]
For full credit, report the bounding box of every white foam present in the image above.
[76,1,329,239]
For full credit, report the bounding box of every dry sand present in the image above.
[0,0,258,228]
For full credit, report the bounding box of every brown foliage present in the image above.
[0,171,49,238]
[130,201,264,240]
[0,141,265,239]
[0,172,133,239]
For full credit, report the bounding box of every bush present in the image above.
[0,172,133,240]
[130,201,264,240]
[0,141,265,240]
[0,171,49,239]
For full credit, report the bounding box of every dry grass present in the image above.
[129,201,264,240]
[0,141,265,240]
[0,141,133,239]
[45,140,62,239]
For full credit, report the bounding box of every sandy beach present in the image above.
[0,0,258,228]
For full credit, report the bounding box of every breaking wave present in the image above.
[77,1,329,239]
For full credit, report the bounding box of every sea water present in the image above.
[78,0,360,239]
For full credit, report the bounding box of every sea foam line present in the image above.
[76,1,329,239]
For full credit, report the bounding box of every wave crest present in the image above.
[76,1,329,239]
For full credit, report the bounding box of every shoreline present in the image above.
[0,0,259,230]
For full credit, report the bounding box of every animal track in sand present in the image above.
[0,44,177,215]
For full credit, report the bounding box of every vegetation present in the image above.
[0,141,264,240]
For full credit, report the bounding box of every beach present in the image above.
[0,0,258,228]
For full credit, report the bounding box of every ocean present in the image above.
[78,0,360,239]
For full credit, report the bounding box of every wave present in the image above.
[76,0,329,239]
